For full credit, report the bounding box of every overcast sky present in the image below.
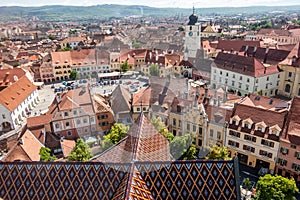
[0,0,299,8]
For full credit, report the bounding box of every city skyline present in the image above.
[0,0,300,8]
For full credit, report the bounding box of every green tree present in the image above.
[254,174,298,200]
[149,64,159,76]
[151,117,174,142]
[47,35,55,40]
[121,61,130,72]
[70,69,80,80]
[170,133,195,159]
[243,178,252,191]
[132,41,141,49]
[183,144,197,160]
[39,147,57,161]
[206,145,231,160]
[67,138,92,161]
[101,123,129,150]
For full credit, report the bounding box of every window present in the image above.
[220,71,222,75]
[240,76,243,81]
[55,123,59,129]
[217,131,221,140]
[229,130,240,138]
[143,107,146,111]
[198,139,202,146]
[259,150,272,158]
[179,120,182,128]
[244,123,249,129]
[280,147,289,155]
[228,140,239,148]
[261,139,274,147]
[73,110,77,115]
[66,122,70,127]
[210,129,214,138]
[292,163,300,171]
[199,128,203,136]
[83,119,88,123]
[247,78,250,83]
[298,88,300,96]
[288,72,292,77]
[137,108,140,111]
[231,81,235,86]
[244,135,256,142]
[243,145,255,153]
[266,76,269,81]
[277,158,287,166]
[219,77,222,83]
[187,123,190,131]
[226,72,228,77]
[238,82,242,89]
[246,85,249,91]
[67,131,72,136]
[291,144,297,149]
[173,118,176,126]
[64,112,68,117]
[232,74,235,78]
[2,114,5,119]
[285,84,291,93]
[76,119,81,125]
[193,125,196,132]
[295,152,300,159]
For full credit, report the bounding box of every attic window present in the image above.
[22,88,25,91]
[27,84,30,87]
[4,101,9,105]
[17,92,20,95]
[11,97,15,100]
[65,60,68,63]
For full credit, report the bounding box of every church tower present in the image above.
[184,7,201,58]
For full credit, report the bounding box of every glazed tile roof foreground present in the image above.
[0,159,240,199]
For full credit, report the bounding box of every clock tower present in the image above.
[184,7,201,58]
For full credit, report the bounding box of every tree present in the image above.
[254,174,298,200]
[151,117,174,142]
[132,41,141,49]
[70,69,80,80]
[121,61,130,72]
[206,145,231,160]
[170,133,196,159]
[67,138,92,161]
[39,147,57,161]
[149,64,159,76]
[243,178,252,191]
[101,123,129,150]
[184,144,197,160]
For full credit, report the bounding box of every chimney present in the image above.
[149,51,152,60]
[263,46,269,63]
[244,45,249,56]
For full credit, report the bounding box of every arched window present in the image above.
[285,84,291,93]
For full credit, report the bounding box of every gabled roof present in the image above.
[279,42,300,66]
[0,159,240,200]
[281,97,300,145]
[239,46,290,65]
[93,94,113,114]
[110,85,131,114]
[132,86,151,106]
[27,114,52,128]
[257,28,290,37]
[94,113,171,163]
[3,129,44,162]
[0,76,37,111]
[0,68,26,87]
[216,40,260,52]
[214,52,279,77]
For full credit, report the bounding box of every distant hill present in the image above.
[0,4,300,21]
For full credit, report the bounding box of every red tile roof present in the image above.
[94,113,171,163]
[257,28,290,37]
[132,86,151,106]
[0,68,26,87]
[281,97,300,145]
[0,76,37,111]
[217,39,260,52]
[27,114,52,128]
[214,52,279,77]
[279,42,300,66]
[4,129,44,162]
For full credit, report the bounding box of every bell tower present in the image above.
[184,7,201,58]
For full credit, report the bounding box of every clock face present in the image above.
[189,31,193,36]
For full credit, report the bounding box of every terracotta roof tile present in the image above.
[4,129,44,161]
[217,39,260,52]
[0,68,26,87]
[0,76,37,111]
[27,114,52,127]
[61,139,76,158]
[214,52,279,77]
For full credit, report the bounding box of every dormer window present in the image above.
[230,115,240,125]
[255,121,267,132]
[269,125,281,136]
[242,118,253,129]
